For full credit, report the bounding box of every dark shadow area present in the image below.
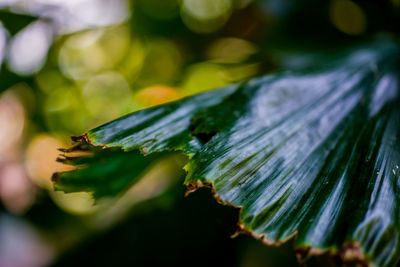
[51,186,300,267]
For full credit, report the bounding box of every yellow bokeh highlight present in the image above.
[82,71,133,122]
[25,134,74,189]
[43,84,90,134]
[206,37,257,63]
[137,39,182,86]
[330,0,366,35]
[58,26,130,80]
[181,63,229,95]
[35,70,65,94]
[119,39,146,81]
[134,85,180,107]
[58,35,103,80]
[50,191,98,215]
[183,0,231,20]
[224,63,260,82]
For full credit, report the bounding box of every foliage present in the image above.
[0,0,399,266]
[54,37,400,266]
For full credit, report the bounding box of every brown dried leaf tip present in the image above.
[184,181,213,197]
[295,241,371,267]
[231,223,259,239]
[334,242,370,267]
[71,134,90,144]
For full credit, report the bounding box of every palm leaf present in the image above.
[53,37,400,266]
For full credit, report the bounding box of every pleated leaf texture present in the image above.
[53,37,400,267]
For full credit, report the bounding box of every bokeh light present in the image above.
[66,0,130,28]
[330,0,367,35]
[25,134,74,189]
[49,191,98,215]
[0,214,53,267]
[59,30,104,80]
[35,70,66,94]
[0,22,7,66]
[0,92,25,152]
[134,85,180,107]
[43,84,87,134]
[82,71,133,124]
[2,0,130,34]
[58,26,130,80]
[118,39,145,81]
[180,0,232,33]
[134,38,182,87]
[206,37,257,63]
[6,20,53,75]
[181,63,230,95]
[0,163,35,213]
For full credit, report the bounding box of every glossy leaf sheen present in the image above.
[54,38,400,266]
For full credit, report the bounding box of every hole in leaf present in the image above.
[192,131,217,144]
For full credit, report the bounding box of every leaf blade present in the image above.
[54,37,400,266]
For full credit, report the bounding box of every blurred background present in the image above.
[0,0,398,266]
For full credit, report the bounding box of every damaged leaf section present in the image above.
[85,84,239,156]
[53,144,168,199]
[53,84,239,198]
[54,38,400,267]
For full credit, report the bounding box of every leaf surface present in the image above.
[54,37,400,266]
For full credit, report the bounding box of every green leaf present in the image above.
[53,144,169,199]
[53,37,400,266]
